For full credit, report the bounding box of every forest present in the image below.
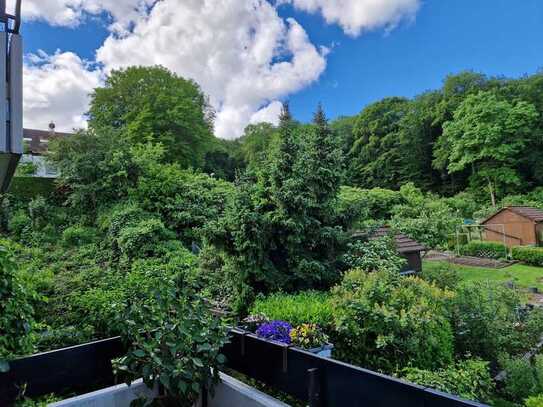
[2,65,543,406]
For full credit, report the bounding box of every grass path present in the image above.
[423,260,543,290]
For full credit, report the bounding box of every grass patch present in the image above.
[423,260,543,290]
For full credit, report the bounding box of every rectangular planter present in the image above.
[49,372,289,407]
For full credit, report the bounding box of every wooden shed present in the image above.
[481,206,543,247]
[352,226,426,273]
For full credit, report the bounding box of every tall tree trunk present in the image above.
[488,178,496,208]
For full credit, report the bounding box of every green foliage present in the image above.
[420,263,460,290]
[500,355,543,403]
[332,270,454,372]
[88,66,215,167]
[61,225,98,247]
[0,246,37,370]
[338,186,402,226]
[117,277,228,407]
[8,177,55,201]
[436,91,539,205]
[343,236,406,273]
[450,281,543,363]
[15,162,38,176]
[460,241,508,259]
[205,104,345,313]
[116,218,176,260]
[402,359,493,402]
[289,324,329,349]
[250,291,334,329]
[512,246,543,266]
[526,395,543,407]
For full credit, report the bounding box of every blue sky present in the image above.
[18,0,543,137]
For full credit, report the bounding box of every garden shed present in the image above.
[352,226,426,273]
[481,206,543,247]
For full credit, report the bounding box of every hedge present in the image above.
[460,241,507,259]
[8,177,56,200]
[511,246,543,267]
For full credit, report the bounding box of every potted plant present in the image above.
[290,324,333,357]
[255,320,292,344]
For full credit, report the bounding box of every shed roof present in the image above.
[352,226,426,254]
[482,206,543,224]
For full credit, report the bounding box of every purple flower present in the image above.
[256,320,292,344]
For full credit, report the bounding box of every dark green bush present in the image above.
[61,225,98,247]
[343,236,406,273]
[460,241,507,259]
[500,354,543,403]
[0,246,37,371]
[420,263,460,290]
[250,291,334,330]
[8,177,55,200]
[402,359,493,403]
[332,270,454,372]
[451,281,543,363]
[512,246,543,266]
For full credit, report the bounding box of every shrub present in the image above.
[500,355,543,402]
[250,291,334,330]
[420,263,460,290]
[451,281,543,363]
[343,235,406,273]
[526,395,543,407]
[117,278,229,407]
[290,324,329,349]
[332,270,454,372]
[61,225,98,247]
[512,246,543,267]
[7,209,31,240]
[460,241,507,259]
[402,359,493,402]
[0,246,37,371]
[116,218,176,260]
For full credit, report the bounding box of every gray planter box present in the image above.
[49,372,289,407]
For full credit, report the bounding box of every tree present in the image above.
[204,104,345,313]
[435,91,539,206]
[88,66,215,167]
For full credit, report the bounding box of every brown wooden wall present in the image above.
[401,252,422,272]
[483,209,537,247]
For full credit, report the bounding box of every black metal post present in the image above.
[308,368,321,407]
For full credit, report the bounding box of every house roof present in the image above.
[23,128,73,155]
[352,226,426,254]
[482,206,543,224]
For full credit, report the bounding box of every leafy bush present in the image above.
[117,278,229,407]
[402,359,493,402]
[526,395,543,407]
[500,355,543,402]
[420,263,460,290]
[512,246,543,266]
[61,225,98,247]
[460,241,507,259]
[451,281,543,363]
[0,246,37,371]
[332,270,454,372]
[7,209,31,240]
[343,235,406,273]
[290,324,329,349]
[116,218,176,260]
[250,291,334,330]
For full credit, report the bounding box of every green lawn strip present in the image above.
[423,260,543,290]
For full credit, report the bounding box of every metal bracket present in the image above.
[308,368,321,407]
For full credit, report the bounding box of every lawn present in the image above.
[423,260,543,290]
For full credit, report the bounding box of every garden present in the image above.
[2,66,543,406]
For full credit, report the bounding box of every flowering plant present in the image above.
[241,314,269,332]
[289,324,329,349]
[256,320,292,344]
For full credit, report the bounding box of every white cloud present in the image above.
[96,0,327,138]
[279,0,421,36]
[250,101,283,125]
[23,51,102,131]
[16,0,421,138]
[8,0,155,31]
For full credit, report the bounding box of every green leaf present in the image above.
[192,358,204,368]
[133,349,145,358]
